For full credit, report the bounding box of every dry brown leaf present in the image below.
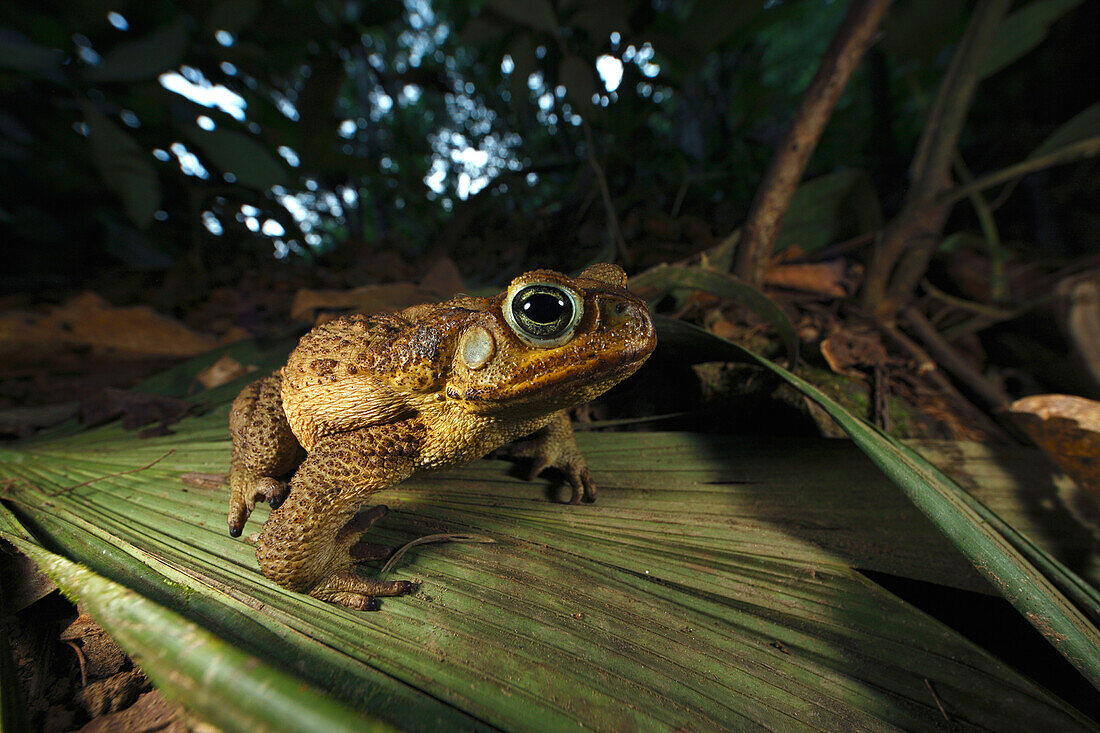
[772,244,807,264]
[291,258,467,323]
[820,326,888,378]
[1010,393,1100,538]
[765,261,849,298]
[1056,272,1100,391]
[0,292,243,359]
[291,282,440,323]
[709,316,738,341]
[194,355,250,390]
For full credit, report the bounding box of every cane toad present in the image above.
[227,263,656,609]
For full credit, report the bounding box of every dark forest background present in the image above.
[3,0,1100,441]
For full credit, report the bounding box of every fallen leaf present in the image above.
[291,282,439,323]
[194,355,250,390]
[820,326,888,378]
[0,292,242,359]
[709,316,738,341]
[80,388,192,432]
[765,261,850,298]
[1010,393,1100,538]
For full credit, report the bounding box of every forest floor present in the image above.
[3,240,1099,730]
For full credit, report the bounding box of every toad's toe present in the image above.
[310,572,416,610]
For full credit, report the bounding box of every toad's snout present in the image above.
[598,294,657,358]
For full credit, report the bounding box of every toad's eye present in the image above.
[504,283,583,347]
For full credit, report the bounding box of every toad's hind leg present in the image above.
[228,374,304,536]
[254,422,425,610]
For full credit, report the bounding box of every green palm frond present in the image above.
[0,331,1097,730]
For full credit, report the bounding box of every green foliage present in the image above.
[85,105,162,227]
[980,0,1084,79]
[1030,100,1100,158]
[775,168,882,253]
[187,127,290,190]
[631,266,799,365]
[0,0,1094,288]
[83,18,189,83]
[3,528,389,733]
[0,0,854,278]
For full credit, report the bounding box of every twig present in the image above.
[924,678,951,722]
[54,450,175,495]
[920,279,1019,320]
[902,306,1011,410]
[671,174,690,219]
[671,169,727,219]
[796,230,878,263]
[872,364,892,432]
[580,117,630,265]
[733,0,894,287]
[379,533,495,576]
[953,151,1008,302]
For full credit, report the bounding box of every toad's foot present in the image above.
[228,462,290,537]
[503,410,596,504]
[310,572,416,611]
[311,506,416,610]
[260,503,417,611]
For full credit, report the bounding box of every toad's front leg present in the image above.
[502,410,596,504]
[255,420,425,610]
[227,374,304,536]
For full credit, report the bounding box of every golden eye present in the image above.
[504,283,583,347]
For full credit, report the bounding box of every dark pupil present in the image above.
[513,286,572,337]
[523,292,564,323]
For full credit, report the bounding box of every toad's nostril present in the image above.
[601,298,634,327]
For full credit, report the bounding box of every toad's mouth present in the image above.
[454,337,656,407]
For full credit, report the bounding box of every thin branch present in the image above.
[860,0,1012,317]
[938,134,1100,208]
[876,317,1016,442]
[732,0,894,288]
[925,678,951,722]
[580,116,630,265]
[953,151,1007,301]
[921,278,1019,320]
[902,305,1012,410]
